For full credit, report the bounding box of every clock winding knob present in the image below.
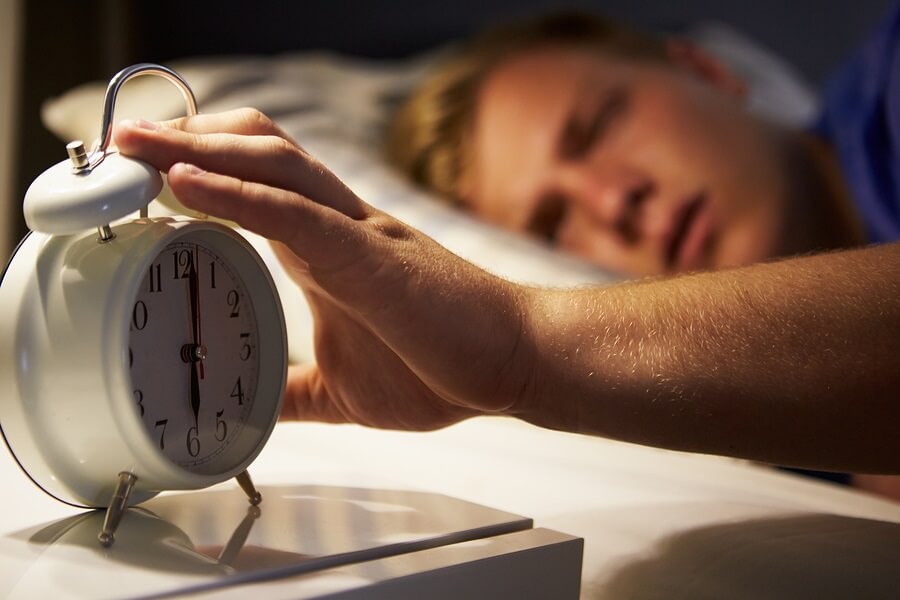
[66,141,90,170]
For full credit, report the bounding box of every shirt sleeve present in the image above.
[816,1,900,244]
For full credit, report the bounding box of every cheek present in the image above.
[621,85,747,177]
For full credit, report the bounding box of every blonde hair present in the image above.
[386,12,668,205]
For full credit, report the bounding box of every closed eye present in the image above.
[526,193,567,243]
[559,86,629,160]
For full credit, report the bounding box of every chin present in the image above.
[715,222,786,269]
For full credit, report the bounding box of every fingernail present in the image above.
[134,119,160,131]
[181,163,206,176]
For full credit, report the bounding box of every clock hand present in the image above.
[187,247,203,429]
[190,358,200,429]
[188,248,205,379]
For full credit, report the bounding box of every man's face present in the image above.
[464,46,794,276]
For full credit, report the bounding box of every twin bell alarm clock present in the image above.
[0,64,288,546]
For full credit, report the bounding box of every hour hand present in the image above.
[182,342,206,427]
[190,359,200,427]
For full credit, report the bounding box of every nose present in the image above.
[556,166,655,242]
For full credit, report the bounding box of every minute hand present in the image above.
[188,251,202,427]
[188,250,205,379]
[189,252,200,346]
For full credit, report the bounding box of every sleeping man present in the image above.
[113,6,900,500]
[385,10,900,496]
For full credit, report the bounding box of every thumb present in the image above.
[281,363,350,423]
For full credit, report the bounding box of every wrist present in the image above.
[502,286,579,430]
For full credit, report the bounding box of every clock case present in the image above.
[0,64,288,546]
[0,218,287,507]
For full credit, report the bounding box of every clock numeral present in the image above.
[149,263,162,293]
[186,426,200,457]
[134,389,144,417]
[172,249,193,279]
[155,419,168,450]
[215,409,227,441]
[131,301,148,331]
[227,289,240,318]
[129,347,134,368]
[239,333,252,361]
[231,377,245,405]
[209,261,217,289]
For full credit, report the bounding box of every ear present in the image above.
[665,38,747,99]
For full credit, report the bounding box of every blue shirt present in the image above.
[817,2,900,243]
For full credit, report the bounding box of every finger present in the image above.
[117,120,294,186]
[166,162,368,267]
[281,363,351,423]
[118,121,369,219]
[145,107,292,139]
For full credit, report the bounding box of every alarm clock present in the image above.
[0,64,288,546]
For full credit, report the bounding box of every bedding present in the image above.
[41,22,817,363]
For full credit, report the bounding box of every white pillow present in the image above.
[687,22,819,127]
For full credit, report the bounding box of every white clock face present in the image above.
[129,238,260,471]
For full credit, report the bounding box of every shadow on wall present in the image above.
[595,513,900,599]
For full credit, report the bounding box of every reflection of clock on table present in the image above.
[0,64,288,546]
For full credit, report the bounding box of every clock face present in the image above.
[129,237,260,472]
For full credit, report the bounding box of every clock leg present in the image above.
[235,470,262,506]
[97,471,138,547]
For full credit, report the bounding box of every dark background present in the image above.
[13,0,895,243]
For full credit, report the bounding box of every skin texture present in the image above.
[464,44,864,276]
[524,249,900,473]
[115,110,900,476]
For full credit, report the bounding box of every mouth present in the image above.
[665,193,712,272]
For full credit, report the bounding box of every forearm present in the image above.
[518,243,900,473]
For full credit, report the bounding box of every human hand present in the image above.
[115,109,534,431]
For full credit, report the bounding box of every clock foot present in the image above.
[235,470,262,506]
[97,471,138,547]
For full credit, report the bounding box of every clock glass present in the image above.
[129,236,260,473]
